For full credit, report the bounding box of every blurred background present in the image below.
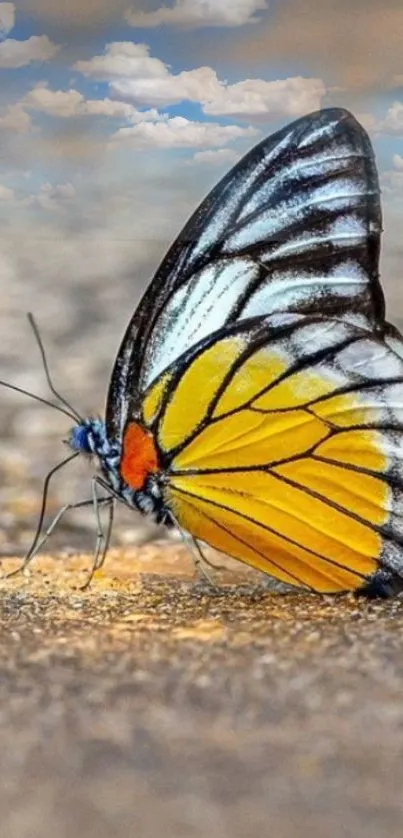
[1,0,403,557]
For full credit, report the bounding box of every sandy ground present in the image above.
[1,545,403,838]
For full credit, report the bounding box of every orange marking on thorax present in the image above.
[120,422,159,491]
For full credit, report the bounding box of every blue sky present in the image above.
[0,0,403,323]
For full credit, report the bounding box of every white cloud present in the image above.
[75,42,326,120]
[0,103,31,133]
[74,42,167,81]
[110,116,258,149]
[22,85,162,121]
[393,153,403,171]
[0,2,15,38]
[0,34,59,68]
[10,182,77,213]
[44,182,75,199]
[379,101,403,136]
[0,183,14,201]
[125,0,268,29]
[75,42,222,108]
[29,181,76,211]
[381,154,403,196]
[111,66,222,108]
[192,148,241,165]
[84,99,161,122]
[353,112,378,133]
[23,86,85,118]
[383,171,403,194]
[113,70,325,119]
[203,76,326,119]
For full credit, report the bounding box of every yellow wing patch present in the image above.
[169,471,381,566]
[312,392,370,427]
[142,371,172,426]
[213,346,288,416]
[167,471,380,593]
[168,488,356,590]
[274,458,390,526]
[158,335,245,450]
[253,367,340,411]
[172,408,328,471]
[316,429,387,471]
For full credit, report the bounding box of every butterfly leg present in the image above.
[167,511,220,589]
[79,477,115,590]
[188,537,222,585]
[194,539,228,572]
[4,497,101,579]
[93,497,115,573]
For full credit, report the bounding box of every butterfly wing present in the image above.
[106,107,383,443]
[131,315,403,593]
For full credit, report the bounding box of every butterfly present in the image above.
[8,107,403,596]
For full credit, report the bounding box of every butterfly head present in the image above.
[67,417,107,456]
[67,417,121,485]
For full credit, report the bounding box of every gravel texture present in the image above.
[1,549,403,838]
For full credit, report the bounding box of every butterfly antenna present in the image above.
[0,378,80,423]
[27,312,83,423]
